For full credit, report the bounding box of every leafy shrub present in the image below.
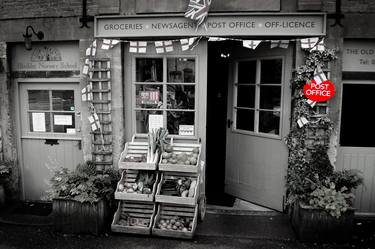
[0,160,12,185]
[46,161,120,203]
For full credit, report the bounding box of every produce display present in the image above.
[160,146,199,166]
[123,154,147,163]
[155,216,193,232]
[117,171,155,194]
[160,177,196,198]
[117,215,150,227]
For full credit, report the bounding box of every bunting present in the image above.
[88,113,101,131]
[300,37,319,50]
[306,99,317,108]
[184,0,212,29]
[271,40,289,49]
[129,41,147,53]
[297,116,309,128]
[313,65,327,85]
[101,39,120,50]
[311,38,325,51]
[180,38,197,51]
[242,40,262,50]
[81,85,93,102]
[155,41,174,53]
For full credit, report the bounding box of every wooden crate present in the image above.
[155,172,199,206]
[115,169,159,202]
[118,141,159,170]
[111,201,156,235]
[159,143,201,173]
[152,203,198,239]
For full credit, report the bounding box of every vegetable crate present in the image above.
[115,169,159,202]
[159,141,201,173]
[155,172,200,206]
[111,201,156,235]
[118,138,159,170]
[152,203,198,239]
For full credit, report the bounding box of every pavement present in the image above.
[0,202,374,249]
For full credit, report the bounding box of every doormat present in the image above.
[12,202,52,216]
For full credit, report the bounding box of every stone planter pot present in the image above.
[291,202,355,242]
[52,198,111,235]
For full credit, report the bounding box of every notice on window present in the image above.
[179,125,194,136]
[54,115,72,126]
[66,128,76,134]
[32,112,46,132]
[140,91,160,105]
[148,114,163,132]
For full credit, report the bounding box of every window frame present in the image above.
[131,54,199,138]
[232,56,285,139]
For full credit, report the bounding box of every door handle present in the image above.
[227,119,233,128]
[45,139,59,146]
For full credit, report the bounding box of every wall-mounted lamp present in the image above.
[23,25,44,50]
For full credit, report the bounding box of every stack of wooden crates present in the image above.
[111,137,205,239]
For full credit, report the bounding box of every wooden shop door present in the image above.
[225,43,292,211]
[18,81,83,200]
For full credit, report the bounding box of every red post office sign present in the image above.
[303,80,335,102]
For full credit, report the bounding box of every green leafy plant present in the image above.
[285,48,363,218]
[0,160,12,185]
[46,161,120,203]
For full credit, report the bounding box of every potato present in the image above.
[184,160,190,165]
[118,183,125,191]
[189,158,197,165]
[192,147,199,153]
[162,152,172,159]
[182,227,188,232]
[161,159,168,164]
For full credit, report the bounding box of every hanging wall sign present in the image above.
[303,80,335,102]
[95,13,326,38]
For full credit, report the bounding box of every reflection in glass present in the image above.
[136,110,163,133]
[235,109,254,132]
[52,90,74,111]
[167,111,194,135]
[136,58,163,82]
[167,58,195,83]
[237,61,256,83]
[237,85,255,108]
[52,113,75,133]
[29,112,51,132]
[136,84,163,108]
[167,85,195,110]
[260,59,282,84]
[259,111,280,135]
[259,86,281,109]
[28,90,50,110]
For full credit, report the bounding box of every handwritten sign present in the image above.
[149,114,163,132]
[95,13,326,38]
[179,125,194,136]
[343,41,375,72]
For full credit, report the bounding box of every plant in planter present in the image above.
[0,160,12,206]
[47,161,120,235]
[286,48,363,242]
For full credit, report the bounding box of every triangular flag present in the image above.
[88,113,101,131]
[81,85,93,102]
[180,38,197,51]
[297,116,309,128]
[129,41,147,53]
[243,40,261,50]
[155,41,174,53]
[271,40,289,49]
[208,37,227,42]
[92,40,97,48]
[300,37,319,50]
[313,65,327,85]
[311,38,325,51]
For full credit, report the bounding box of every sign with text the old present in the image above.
[343,40,375,72]
[95,13,326,38]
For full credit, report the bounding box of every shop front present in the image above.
[94,13,326,212]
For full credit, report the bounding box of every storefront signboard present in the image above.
[11,42,80,71]
[343,40,375,72]
[95,13,326,38]
[303,80,335,102]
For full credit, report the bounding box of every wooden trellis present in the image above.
[88,58,113,172]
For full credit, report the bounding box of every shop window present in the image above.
[340,83,375,147]
[27,89,75,133]
[233,58,282,136]
[134,57,196,136]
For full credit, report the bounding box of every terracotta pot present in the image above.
[291,202,355,242]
